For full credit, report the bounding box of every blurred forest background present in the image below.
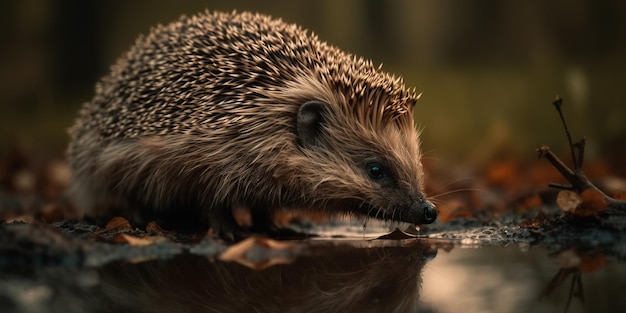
[1,0,625,178]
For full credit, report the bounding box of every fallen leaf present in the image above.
[219,236,299,269]
[146,221,174,236]
[556,190,582,213]
[104,216,132,232]
[575,189,608,216]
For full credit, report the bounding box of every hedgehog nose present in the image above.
[419,200,438,224]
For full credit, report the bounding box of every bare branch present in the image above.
[552,97,579,170]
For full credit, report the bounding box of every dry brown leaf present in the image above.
[145,221,176,236]
[556,190,582,213]
[575,189,608,216]
[219,236,298,269]
[104,216,132,232]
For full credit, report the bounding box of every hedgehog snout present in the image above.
[411,198,438,225]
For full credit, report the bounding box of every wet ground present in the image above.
[1,213,625,313]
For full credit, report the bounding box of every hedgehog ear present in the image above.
[297,100,328,148]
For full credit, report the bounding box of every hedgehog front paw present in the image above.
[208,208,249,242]
[212,226,252,242]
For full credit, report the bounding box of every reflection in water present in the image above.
[89,241,436,313]
[541,249,609,313]
[541,267,583,313]
[3,238,626,313]
[420,245,626,313]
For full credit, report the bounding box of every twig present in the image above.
[537,146,601,195]
[537,146,582,192]
[564,272,584,313]
[538,98,626,214]
[548,183,574,191]
[552,97,579,171]
[574,138,586,170]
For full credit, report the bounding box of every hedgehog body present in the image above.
[67,11,437,239]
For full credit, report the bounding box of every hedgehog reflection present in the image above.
[92,242,436,313]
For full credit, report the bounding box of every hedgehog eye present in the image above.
[366,162,386,180]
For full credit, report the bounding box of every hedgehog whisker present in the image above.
[429,187,485,200]
[427,177,479,194]
[364,201,376,218]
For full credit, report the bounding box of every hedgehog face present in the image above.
[294,100,438,225]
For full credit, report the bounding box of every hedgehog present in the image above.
[67,10,437,240]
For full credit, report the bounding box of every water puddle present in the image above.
[421,244,626,313]
[3,232,625,313]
